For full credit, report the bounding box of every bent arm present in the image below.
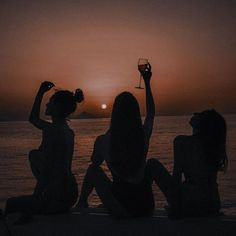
[29,82,54,130]
[29,89,49,129]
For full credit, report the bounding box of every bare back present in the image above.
[173,135,220,212]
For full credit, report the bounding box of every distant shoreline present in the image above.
[0,113,236,122]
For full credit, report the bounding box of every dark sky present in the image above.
[0,0,236,120]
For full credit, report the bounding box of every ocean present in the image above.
[0,116,236,215]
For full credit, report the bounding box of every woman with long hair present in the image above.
[76,64,155,218]
[147,109,228,218]
[3,81,84,223]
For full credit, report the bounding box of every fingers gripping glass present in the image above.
[136,58,149,89]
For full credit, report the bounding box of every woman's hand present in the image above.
[39,81,55,93]
[139,63,152,82]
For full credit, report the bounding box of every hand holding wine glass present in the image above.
[136,58,152,89]
[139,62,152,82]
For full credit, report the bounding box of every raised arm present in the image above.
[141,63,155,143]
[29,81,54,130]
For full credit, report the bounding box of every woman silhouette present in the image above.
[76,64,155,218]
[147,109,228,218]
[4,81,84,222]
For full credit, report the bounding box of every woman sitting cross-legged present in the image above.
[146,109,228,219]
[3,81,84,223]
[76,64,155,218]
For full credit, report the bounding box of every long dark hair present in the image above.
[196,109,228,172]
[110,92,144,179]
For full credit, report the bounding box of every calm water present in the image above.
[0,116,236,215]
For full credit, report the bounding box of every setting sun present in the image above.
[101,104,107,110]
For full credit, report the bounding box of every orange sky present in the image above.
[0,0,236,120]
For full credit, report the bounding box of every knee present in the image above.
[147,158,157,166]
[28,149,42,164]
[147,158,160,169]
[87,163,102,175]
[146,158,164,177]
[28,149,38,162]
[86,164,106,183]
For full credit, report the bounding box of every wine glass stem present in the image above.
[139,74,142,87]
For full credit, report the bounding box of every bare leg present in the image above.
[146,158,182,218]
[76,164,97,208]
[146,158,174,202]
[78,164,129,218]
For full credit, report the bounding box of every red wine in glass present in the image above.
[136,58,149,89]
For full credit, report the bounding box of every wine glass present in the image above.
[136,58,149,89]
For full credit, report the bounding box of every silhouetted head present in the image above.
[45,89,84,120]
[110,92,144,178]
[190,109,228,171]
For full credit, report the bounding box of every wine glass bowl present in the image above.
[135,58,149,89]
[138,58,149,72]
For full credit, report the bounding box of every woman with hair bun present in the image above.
[4,81,84,223]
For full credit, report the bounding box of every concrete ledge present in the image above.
[1,208,236,236]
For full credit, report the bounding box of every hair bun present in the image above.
[74,88,84,103]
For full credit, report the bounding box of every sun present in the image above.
[101,104,107,110]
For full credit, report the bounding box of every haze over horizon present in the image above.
[1,0,236,121]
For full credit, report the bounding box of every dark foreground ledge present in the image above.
[1,208,236,236]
